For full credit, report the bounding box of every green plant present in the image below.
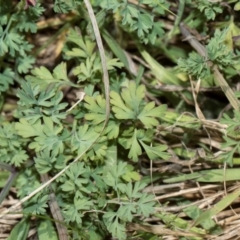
[13,62,168,239]
[0,1,171,239]
[2,0,240,240]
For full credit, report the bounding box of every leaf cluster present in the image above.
[178,28,237,82]
[197,0,223,20]
[5,57,167,239]
[0,1,44,75]
[65,30,123,83]
[95,0,168,44]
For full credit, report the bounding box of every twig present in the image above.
[154,84,222,92]
[41,174,68,240]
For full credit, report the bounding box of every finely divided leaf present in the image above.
[84,95,106,124]
[117,203,136,222]
[140,141,170,160]
[53,62,69,81]
[110,91,135,119]
[137,193,155,217]
[103,213,127,240]
[26,63,69,89]
[111,81,166,127]
[0,68,14,93]
[15,118,43,138]
[71,124,107,160]
[128,129,142,161]
[138,102,166,128]
[37,220,58,240]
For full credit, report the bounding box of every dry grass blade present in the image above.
[127,223,212,238]
[83,0,110,125]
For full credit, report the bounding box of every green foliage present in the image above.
[178,28,236,83]
[119,128,169,161]
[16,81,68,124]
[7,218,30,240]
[220,110,240,166]
[16,168,41,198]
[197,0,223,20]
[96,0,168,44]
[24,194,49,215]
[9,57,166,239]
[0,1,169,236]
[110,81,167,127]
[0,123,28,166]
[16,117,70,156]
[84,95,106,124]
[63,195,93,224]
[206,28,235,66]
[65,31,123,82]
[0,0,44,62]
[71,124,107,160]
[0,68,14,94]
[34,149,66,174]
[37,220,58,240]
[0,1,44,76]
[2,0,240,240]
[103,181,155,240]
[53,0,77,13]
[26,62,71,89]
[178,52,209,79]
